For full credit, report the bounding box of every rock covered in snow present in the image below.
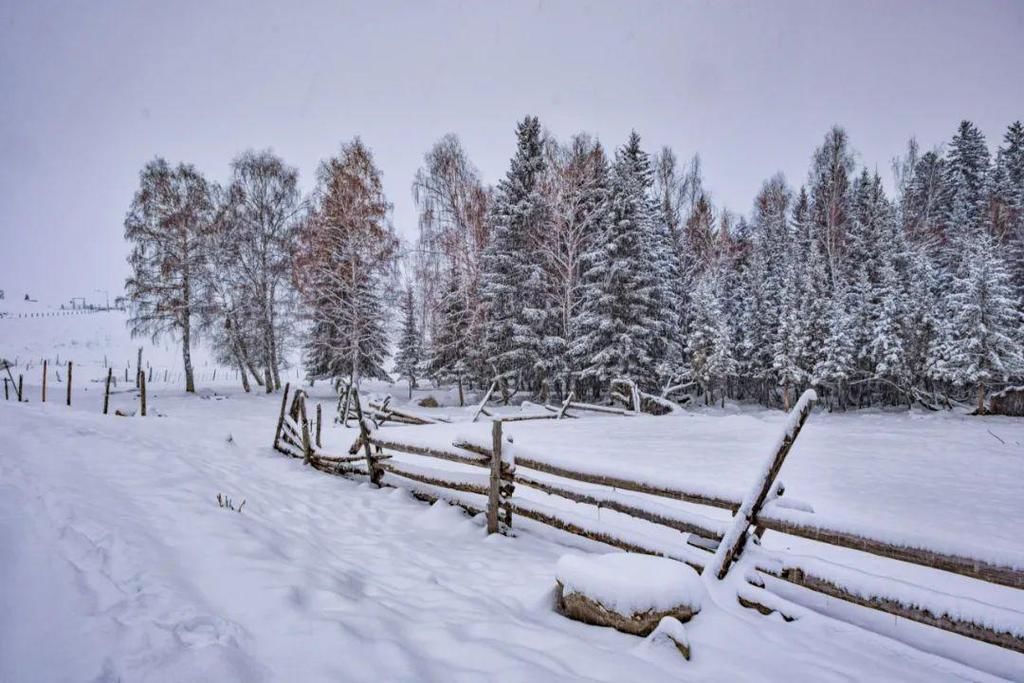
[555,553,703,638]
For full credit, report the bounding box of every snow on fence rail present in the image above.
[271,386,1024,655]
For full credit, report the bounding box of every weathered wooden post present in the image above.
[3,378,8,401]
[18,375,23,402]
[487,420,514,533]
[352,387,381,485]
[41,360,47,402]
[140,371,147,416]
[706,390,816,580]
[315,403,323,448]
[487,420,503,534]
[103,368,112,415]
[66,361,73,406]
[299,395,313,465]
[273,382,291,450]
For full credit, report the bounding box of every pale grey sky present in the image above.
[1,0,1022,304]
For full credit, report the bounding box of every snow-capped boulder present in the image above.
[555,553,703,649]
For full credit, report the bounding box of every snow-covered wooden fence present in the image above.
[272,387,1024,655]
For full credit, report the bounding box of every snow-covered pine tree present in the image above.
[294,138,398,387]
[480,116,549,394]
[814,282,858,410]
[686,261,735,405]
[929,229,1023,412]
[124,159,216,393]
[394,285,423,398]
[942,120,991,253]
[574,132,669,393]
[993,122,1024,295]
[791,187,829,385]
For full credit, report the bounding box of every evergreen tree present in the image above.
[929,230,1023,412]
[294,139,398,386]
[943,120,991,249]
[394,285,423,398]
[574,132,668,392]
[481,116,549,393]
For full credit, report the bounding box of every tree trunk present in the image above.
[977,383,986,415]
[182,318,195,393]
[264,366,274,394]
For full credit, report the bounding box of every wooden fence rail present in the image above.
[270,388,1024,656]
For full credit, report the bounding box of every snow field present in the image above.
[3,309,1024,680]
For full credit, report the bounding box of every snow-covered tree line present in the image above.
[405,118,1024,412]
[124,139,397,393]
[123,118,1024,413]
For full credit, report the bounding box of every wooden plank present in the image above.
[472,381,496,422]
[709,391,815,580]
[755,512,1024,590]
[273,383,291,449]
[515,473,725,539]
[566,401,632,416]
[352,387,381,485]
[511,501,704,574]
[454,440,740,511]
[557,391,575,419]
[379,461,490,497]
[757,563,1024,654]
[371,438,490,469]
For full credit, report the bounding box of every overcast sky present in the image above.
[1,0,1022,305]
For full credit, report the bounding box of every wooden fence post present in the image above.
[18,375,23,402]
[299,395,313,465]
[42,360,47,402]
[315,403,322,448]
[487,420,514,533]
[707,390,816,580]
[140,371,147,416]
[273,382,291,450]
[3,378,7,401]
[103,368,112,414]
[352,387,381,485]
[66,361,72,406]
[487,420,502,534]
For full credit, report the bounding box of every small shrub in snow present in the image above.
[216,493,246,513]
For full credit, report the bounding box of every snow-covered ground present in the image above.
[2,308,1023,681]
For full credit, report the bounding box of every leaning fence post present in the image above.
[41,360,47,402]
[299,395,313,465]
[352,387,381,485]
[273,382,291,450]
[103,368,112,414]
[315,403,322,448]
[66,361,72,406]
[706,390,817,580]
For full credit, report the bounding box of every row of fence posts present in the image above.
[3,359,147,416]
